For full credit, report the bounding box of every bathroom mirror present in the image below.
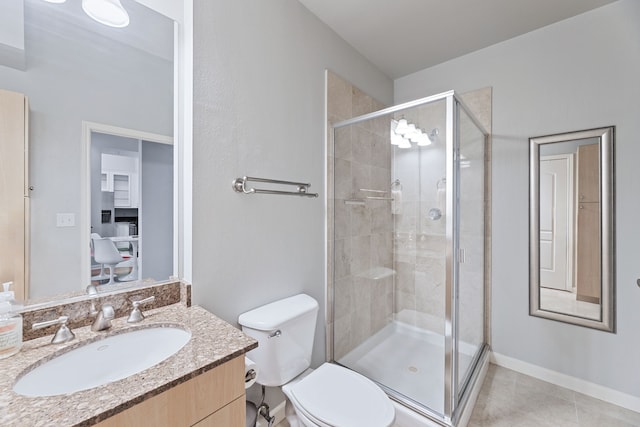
[529,126,615,332]
[0,0,181,302]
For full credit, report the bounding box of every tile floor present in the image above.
[539,288,600,320]
[468,364,640,427]
[272,364,640,427]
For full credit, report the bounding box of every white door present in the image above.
[540,155,574,291]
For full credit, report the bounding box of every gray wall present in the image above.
[395,0,640,398]
[192,0,392,366]
[0,2,172,299]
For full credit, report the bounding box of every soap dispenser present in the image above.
[0,282,23,359]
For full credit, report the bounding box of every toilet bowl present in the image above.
[238,294,395,427]
[282,363,395,427]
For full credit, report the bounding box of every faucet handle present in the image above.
[127,296,155,323]
[32,315,75,344]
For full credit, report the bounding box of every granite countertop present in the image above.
[0,304,258,427]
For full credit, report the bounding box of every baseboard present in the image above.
[491,352,640,413]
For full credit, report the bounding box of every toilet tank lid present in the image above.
[238,294,318,331]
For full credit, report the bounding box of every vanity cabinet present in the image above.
[0,89,28,301]
[96,356,246,427]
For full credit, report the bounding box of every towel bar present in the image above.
[232,176,319,198]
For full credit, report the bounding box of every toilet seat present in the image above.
[287,363,395,427]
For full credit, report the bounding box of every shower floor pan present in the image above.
[338,320,475,416]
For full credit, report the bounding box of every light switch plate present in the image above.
[56,213,75,227]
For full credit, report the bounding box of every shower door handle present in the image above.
[459,248,466,264]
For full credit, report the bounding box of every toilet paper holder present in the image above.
[245,368,257,383]
[244,356,259,390]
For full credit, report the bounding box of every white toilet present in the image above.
[238,294,395,427]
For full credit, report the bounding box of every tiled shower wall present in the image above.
[326,71,393,360]
[392,101,449,334]
[393,91,492,346]
[327,73,492,360]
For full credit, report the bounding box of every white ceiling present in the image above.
[298,0,618,79]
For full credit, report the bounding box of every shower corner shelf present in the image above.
[357,267,396,281]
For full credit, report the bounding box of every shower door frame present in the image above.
[328,90,491,426]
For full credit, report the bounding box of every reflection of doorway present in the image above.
[82,122,173,287]
[539,154,574,291]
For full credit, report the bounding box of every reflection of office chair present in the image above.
[90,233,108,282]
[92,238,127,285]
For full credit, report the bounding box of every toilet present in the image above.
[238,294,395,427]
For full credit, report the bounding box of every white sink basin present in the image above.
[13,326,191,397]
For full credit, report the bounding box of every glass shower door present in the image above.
[455,102,486,397]
[330,91,489,426]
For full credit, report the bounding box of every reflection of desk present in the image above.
[108,236,140,282]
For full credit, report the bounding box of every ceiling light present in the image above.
[418,129,439,146]
[404,123,417,137]
[398,138,412,149]
[416,134,432,146]
[391,120,438,148]
[390,133,404,146]
[395,119,409,135]
[42,0,67,3]
[409,130,424,143]
[82,0,130,28]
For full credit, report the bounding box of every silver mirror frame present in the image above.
[529,126,615,332]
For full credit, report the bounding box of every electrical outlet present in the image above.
[56,213,75,227]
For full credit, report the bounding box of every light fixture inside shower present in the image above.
[390,119,438,148]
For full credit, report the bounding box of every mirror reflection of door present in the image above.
[538,140,600,321]
[90,131,173,289]
[540,154,573,291]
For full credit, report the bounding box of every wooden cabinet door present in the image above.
[576,202,601,303]
[577,143,599,203]
[0,89,28,301]
[96,356,245,427]
[192,396,245,427]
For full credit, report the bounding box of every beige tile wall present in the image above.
[327,73,492,360]
[392,100,448,334]
[326,71,393,360]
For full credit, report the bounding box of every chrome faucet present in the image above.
[32,315,75,344]
[91,304,115,331]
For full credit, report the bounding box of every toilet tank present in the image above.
[238,294,318,387]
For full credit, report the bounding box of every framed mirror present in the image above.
[0,0,185,303]
[529,126,615,332]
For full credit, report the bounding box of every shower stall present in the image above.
[329,91,489,426]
